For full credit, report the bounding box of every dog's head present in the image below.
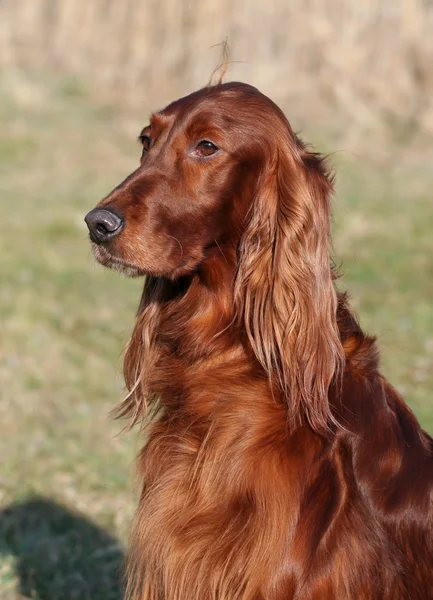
[85,82,296,279]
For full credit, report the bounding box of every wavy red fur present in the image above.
[86,82,433,599]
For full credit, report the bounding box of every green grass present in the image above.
[333,162,433,428]
[0,71,432,599]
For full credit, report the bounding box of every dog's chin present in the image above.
[91,242,207,280]
[92,244,146,278]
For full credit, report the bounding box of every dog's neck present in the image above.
[122,249,377,428]
[120,250,248,419]
[156,250,244,363]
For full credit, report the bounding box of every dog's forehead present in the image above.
[160,83,267,119]
[152,84,274,139]
[159,91,226,126]
[148,100,225,141]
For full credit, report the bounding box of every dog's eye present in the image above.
[139,135,151,153]
[195,140,218,157]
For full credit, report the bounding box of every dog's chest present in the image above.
[133,419,326,599]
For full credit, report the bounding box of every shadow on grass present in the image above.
[0,496,125,600]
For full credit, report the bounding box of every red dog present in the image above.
[85,82,433,600]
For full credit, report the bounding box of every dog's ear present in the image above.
[234,131,344,433]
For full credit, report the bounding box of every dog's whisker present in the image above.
[165,234,183,260]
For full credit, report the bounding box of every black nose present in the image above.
[84,208,124,244]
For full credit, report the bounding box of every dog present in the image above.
[85,81,433,600]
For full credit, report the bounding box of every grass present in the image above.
[0,70,432,599]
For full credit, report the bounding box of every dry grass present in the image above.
[1,0,433,148]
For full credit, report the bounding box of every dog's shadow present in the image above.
[0,496,125,599]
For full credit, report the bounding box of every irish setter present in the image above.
[85,82,433,600]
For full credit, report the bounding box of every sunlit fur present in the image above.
[88,82,433,600]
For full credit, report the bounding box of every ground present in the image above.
[0,72,432,600]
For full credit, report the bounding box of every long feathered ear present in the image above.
[116,276,165,426]
[234,132,344,434]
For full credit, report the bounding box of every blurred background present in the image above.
[0,1,432,598]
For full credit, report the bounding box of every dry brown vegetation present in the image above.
[1,0,433,149]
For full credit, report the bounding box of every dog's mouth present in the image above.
[92,243,145,278]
